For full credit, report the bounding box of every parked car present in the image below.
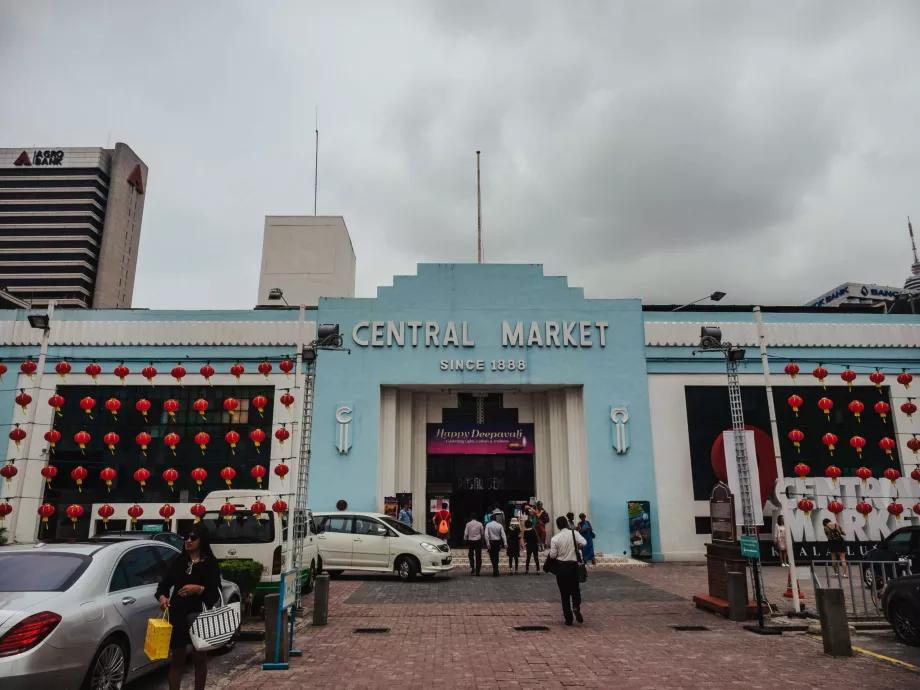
[313,511,453,581]
[89,529,186,552]
[861,526,920,589]
[881,572,920,646]
[0,540,241,690]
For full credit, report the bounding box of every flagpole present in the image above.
[476,151,482,263]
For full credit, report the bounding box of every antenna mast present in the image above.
[476,150,483,263]
[910,217,919,264]
[314,109,319,216]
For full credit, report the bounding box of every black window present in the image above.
[354,516,385,536]
[150,543,181,570]
[0,552,91,591]
[154,533,185,551]
[109,546,167,591]
[694,517,711,535]
[885,530,914,554]
[318,516,353,534]
[200,512,275,544]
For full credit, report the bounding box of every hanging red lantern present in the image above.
[97,504,115,528]
[848,399,864,422]
[37,503,55,530]
[85,362,102,382]
[163,399,179,421]
[279,359,294,378]
[0,463,18,485]
[249,429,265,453]
[127,504,144,526]
[914,503,920,517]
[793,462,810,479]
[20,359,37,379]
[784,362,800,380]
[250,464,266,487]
[275,427,290,446]
[797,498,814,516]
[191,467,207,489]
[251,500,267,523]
[230,363,245,381]
[220,466,236,488]
[194,432,210,454]
[163,432,180,456]
[48,393,65,417]
[99,467,116,491]
[280,392,295,412]
[272,498,288,518]
[274,462,289,481]
[258,361,272,379]
[812,365,828,388]
[200,363,215,385]
[822,433,838,456]
[850,435,866,458]
[856,501,873,520]
[66,504,83,529]
[44,429,60,452]
[223,397,239,417]
[74,430,91,454]
[0,501,12,524]
[193,398,209,420]
[134,468,150,492]
[817,397,834,420]
[171,365,187,387]
[141,365,157,386]
[55,360,72,380]
[825,465,842,484]
[0,362,7,382]
[162,467,179,491]
[79,396,96,419]
[104,397,121,420]
[41,464,57,487]
[136,398,151,421]
[874,400,890,422]
[190,503,207,523]
[788,394,803,417]
[888,503,904,520]
[224,431,240,454]
[14,390,32,413]
[136,431,152,456]
[827,500,844,516]
[913,468,920,483]
[901,400,917,420]
[9,425,26,450]
[856,466,873,486]
[870,370,886,391]
[908,436,920,455]
[841,368,857,390]
[879,437,896,456]
[787,429,804,452]
[113,363,130,383]
[103,432,119,454]
[159,504,175,525]
[252,395,268,417]
[897,370,913,390]
[219,501,236,522]
[883,468,901,483]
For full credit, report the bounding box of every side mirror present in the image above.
[377,527,388,536]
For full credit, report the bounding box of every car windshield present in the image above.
[378,515,417,536]
[201,511,275,543]
[0,552,91,591]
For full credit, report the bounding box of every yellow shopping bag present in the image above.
[144,610,172,660]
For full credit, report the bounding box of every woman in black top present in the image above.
[155,522,222,690]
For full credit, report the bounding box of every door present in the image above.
[351,516,392,568]
[108,545,170,672]
[316,516,355,567]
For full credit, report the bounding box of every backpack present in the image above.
[540,511,550,525]
[437,511,449,534]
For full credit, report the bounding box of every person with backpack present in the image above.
[432,502,451,541]
[506,517,523,574]
[523,518,541,574]
[547,515,587,625]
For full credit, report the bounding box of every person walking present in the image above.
[491,503,505,525]
[523,518,541,574]
[155,522,222,690]
[463,512,485,576]
[774,514,789,567]
[534,501,549,551]
[548,515,587,625]
[484,511,507,577]
[507,517,523,574]
[577,513,596,566]
[432,502,451,541]
[398,501,413,528]
[566,512,577,529]
[823,518,848,577]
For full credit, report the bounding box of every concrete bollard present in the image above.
[815,588,853,657]
[313,574,329,627]
[726,571,748,622]
[264,593,290,664]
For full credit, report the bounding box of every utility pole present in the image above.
[313,109,319,216]
[476,151,482,263]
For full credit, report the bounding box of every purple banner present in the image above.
[427,424,535,455]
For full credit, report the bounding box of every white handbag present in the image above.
[188,590,241,652]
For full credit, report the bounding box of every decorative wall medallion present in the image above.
[335,405,353,455]
[611,407,629,455]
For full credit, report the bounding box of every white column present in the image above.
[565,387,590,519]
[411,393,428,532]
[547,389,570,537]
[532,393,553,515]
[377,387,398,511]
[395,390,413,493]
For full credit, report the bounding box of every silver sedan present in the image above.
[0,540,241,690]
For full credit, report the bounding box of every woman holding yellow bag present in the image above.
[155,522,222,690]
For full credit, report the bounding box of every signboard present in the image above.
[709,483,736,544]
[627,501,652,559]
[142,524,163,533]
[280,568,299,610]
[426,423,534,455]
[740,535,761,559]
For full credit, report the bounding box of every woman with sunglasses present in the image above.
[155,522,222,690]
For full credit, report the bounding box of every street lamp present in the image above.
[267,288,290,306]
[673,291,727,312]
[27,313,50,330]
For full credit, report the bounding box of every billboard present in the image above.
[426,423,534,455]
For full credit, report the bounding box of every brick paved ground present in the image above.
[224,564,918,690]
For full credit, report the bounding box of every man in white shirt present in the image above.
[463,513,486,576]
[484,515,508,577]
[548,515,587,625]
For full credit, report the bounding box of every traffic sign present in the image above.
[740,535,761,559]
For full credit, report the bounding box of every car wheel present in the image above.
[305,560,317,593]
[213,598,241,654]
[83,636,127,690]
[396,556,419,581]
[863,565,874,589]
[890,600,920,646]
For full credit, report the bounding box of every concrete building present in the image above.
[0,144,147,309]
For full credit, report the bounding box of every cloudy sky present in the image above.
[2,1,919,308]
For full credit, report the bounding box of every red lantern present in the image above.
[0,501,12,524]
[825,465,842,484]
[249,429,265,453]
[856,466,872,486]
[914,503,920,517]
[113,363,130,383]
[274,462,289,481]
[230,363,245,381]
[191,503,207,523]
[280,392,295,412]
[223,397,239,417]
[822,432,838,456]
[841,368,857,390]
[788,394,803,417]
[856,501,873,520]
[97,504,115,528]
[142,365,157,385]
[103,432,119,454]
[193,398,209,420]
[869,370,886,391]
[85,363,101,383]
[47,393,65,417]
[79,396,95,419]
[784,362,800,380]
[250,464,266,487]
[220,501,236,522]
[171,365,187,386]
[104,397,121,420]
[898,371,913,390]
[879,437,896,456]
[99,467,116,491]
[0,463,18,485]
[159,503,175,525]
[848,399,864,422]
[164,432,180,456]
[66,504,83,529]
[225,431,240,454]
[901,400,917,420]
[221,466,236,489]
[162,468,179,491]
[74,430,91,454]
[191,467,207,489]
[888,503,904,520]
[127,504,144,526]
[797,498,814,516]
[849,435,866,458]
[9,425,26,450]
[272,499,288,518]
[279,359,294,377]
[275,427,290,446]
[813,365,828,388]
[20,359,37,379]
[908,436,920,455]
[55,360,71,380]
[200,363,215,385]
[251,500,267,522]
[163,399,179,421]
[134,468,150,492]
[912,467,920,483]
[44,429,60,452]
[874,400,890,422]
[194,432,210,454]
[817,397,834,420]
[14,390,32,413]
[136,398,151,421]
[37,503,55,530]
[827,500,844,516]
[252,395,268,417]
[0,362,7,382]
[258,361,272,379]
[41,464,57,487]
[793,462,810,479]
[883,468,901,483]
[136,431,152,456]
[788,429,804,452]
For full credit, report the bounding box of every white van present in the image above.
[313,511,453,581]
[202,490,319,597]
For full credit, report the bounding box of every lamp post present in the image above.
[673,291,727,312]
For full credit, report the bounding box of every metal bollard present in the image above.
[313,574,329,626]
[263,593,290,664]
[815,588,852,657]
[726,571,748,622]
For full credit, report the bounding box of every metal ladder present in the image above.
[291,358,316,573]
